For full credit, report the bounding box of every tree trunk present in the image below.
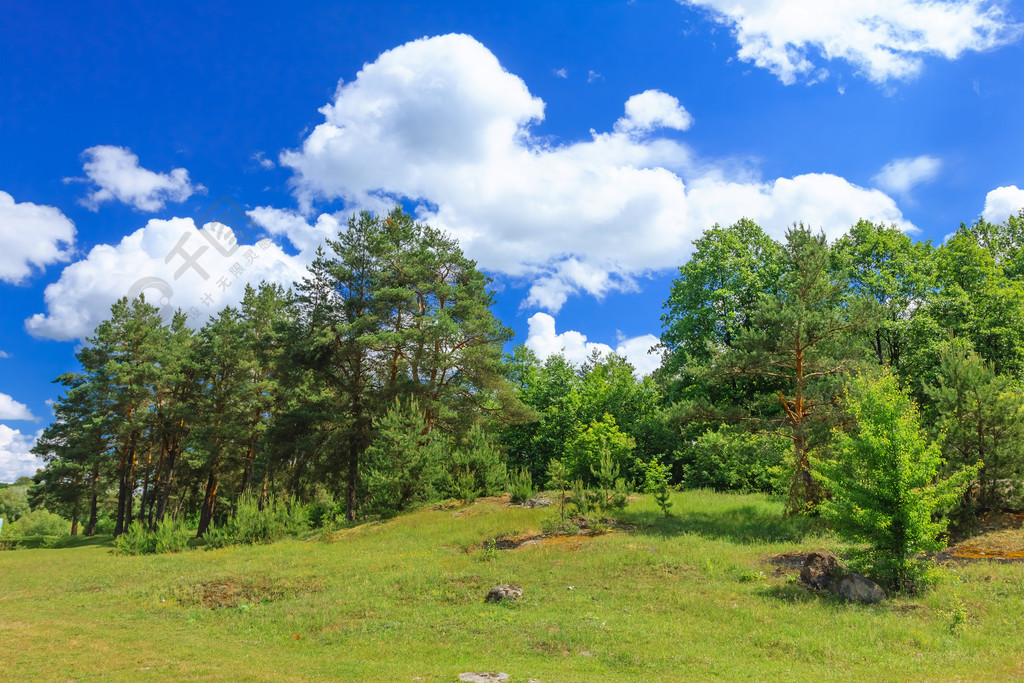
[196,464,220,537]
[85,461,100,536]
[138,471,151,529]
[259,471,269,511]
[154,439,180,524]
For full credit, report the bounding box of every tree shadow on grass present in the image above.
[618,504,824,545]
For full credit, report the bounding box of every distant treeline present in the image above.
[27,209,1024,535]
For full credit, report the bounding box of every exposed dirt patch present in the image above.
[174,576,323,609]
[941,513,1024,564]
[480,518,634,552]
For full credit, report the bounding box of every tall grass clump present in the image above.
[204,493,307,549]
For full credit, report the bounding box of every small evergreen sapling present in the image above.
[508,467,536,504]
[547,458,571,522]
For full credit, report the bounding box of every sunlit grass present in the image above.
[2,490,1023,681]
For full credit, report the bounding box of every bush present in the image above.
[508,467,536,504]
[114,520,156,555]
[546,458,572,523]
[683,427,789,494]
[564,414,635,486]
[440,425,508,501]
[641,456,673,517]
[0,485,30,522]
[5,509,70,537]
[113,517,192,555]
[814,370,978,592]
[453,467,480,504]
[204,494,307,549]
[152,517,191,553]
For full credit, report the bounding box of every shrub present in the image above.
[683,427,789,494]
[440,424,508,501]
[152,517,191,553]
[508,467,536,504]
[5,509,70,537]
[565,414,635,486]
[546,458,572,523]
[0,485,30,522]
[589,454,626,511]
[453,467,480,505]
[814,370,978,592]
[204,494,307,549]
[113,517,192,555]
[114,520,157,555]
[641,456,673,517]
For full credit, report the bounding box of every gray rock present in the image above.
[484,584,523,603]
[833,572,887,604]
[458,673,510,682]
[521,496,553,508]
[800,551,844,591]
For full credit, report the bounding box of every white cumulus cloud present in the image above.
[280,33,912,312]
[247,206,344,261]
[614,90,693,135]
[0,393,36,421]
[680,0,1021,85]
[0,191,76,284]
[873,155,943,195]
[983,185,1024,222]
[525,312,662,377]
[70,145,204,212]
[26,217,308,342]
[0,425,42,483]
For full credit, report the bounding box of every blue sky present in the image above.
[2,1,1023,481]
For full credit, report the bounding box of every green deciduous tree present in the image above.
[814,370,978,592]
[564,413,635,486]
[0,483,29,522]
[831,220,934,376]
[661,218,785,371]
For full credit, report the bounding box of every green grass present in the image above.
[2,490,1023,681]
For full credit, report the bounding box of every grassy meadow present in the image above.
[2,490,1023,681]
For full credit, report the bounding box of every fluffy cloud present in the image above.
[983,185,1024,222]
[0,191,76,284]
[25,217,308,341]
[0,425,42,483]
[679,0,1021,84]
[614,90,693,135]
[0,393,35,421]
[525,312,661,377]
[246,206,343,260]
[873,155,942,195]
[71,145,203,212]
[281,34,912,312]
[0,351,9,359]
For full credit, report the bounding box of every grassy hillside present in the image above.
[2,491,1023,681]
